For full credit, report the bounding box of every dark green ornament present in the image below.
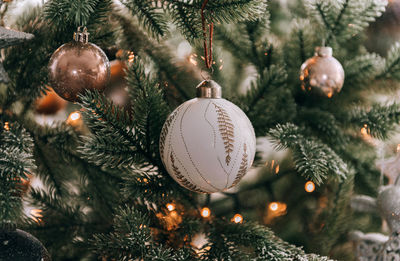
[0,227,51,261]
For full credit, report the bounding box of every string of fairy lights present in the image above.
[2,109,321,227]
[1,29,382,231]
[16,112,395,226]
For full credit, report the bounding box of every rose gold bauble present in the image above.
[48,28,110,102]
[300,47,344,98]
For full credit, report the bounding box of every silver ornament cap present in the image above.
[196,80,222,98]
[300,46,345,98]
[315,46,332,57]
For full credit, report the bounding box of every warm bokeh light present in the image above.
[305,181,316,193]
[166,203,175,212]
[269,202,278,211]
[156,209,182,231]
[265,202,288,224]
[128,52,135,64]
[189,54,198,66]
[397,144,400,152]
[67,111,84,128]
[265,160,279,174]
[30,209,43,224]
[69,111,81,121]
[231,213,243,224]
[361,124,368,135]
[200,207,211,218]
[268,202,287,214]
[4,122,9,131]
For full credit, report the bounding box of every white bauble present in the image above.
[160,80,256,193]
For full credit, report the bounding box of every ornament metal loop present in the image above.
[200,68,211,81]
[196,79,222,98]
[74,26,89,43]
[314,46,332,57]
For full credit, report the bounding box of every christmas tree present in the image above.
[1,0,399,260]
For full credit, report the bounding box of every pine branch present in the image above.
[164,0,267,23]
[377,42,400,80]
[243,65,288,114]
[284,19,316,77]
[169,2,201,39]
[305,0,338,39]
[268,123,347,184]
[28,188,87,258]
[123,0,168,38]
[346,103,400,139]
[306,0,387,44]
[203,220,329,260]
[33,141,67,197]
[312,174,354,255]
[78,90,154,170]
[29,188,82,222]
[245,19,270,73]
[162,0,267,39]
[333,0,386,44]
[203,0,268,24]
[344,53,384,87]
[236,65,295,136]
[214,24,252,63]
[0,123,34,223]
[90,205,155,259]
[297,108,348,149]
[114,13,200,101]
[126,58,170,167]
[45,0,107,27]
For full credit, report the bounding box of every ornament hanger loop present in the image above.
[74,26,89,43]
[200,68,211,81]
[200,66,214,81]
[201,0,214,70]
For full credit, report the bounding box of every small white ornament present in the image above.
[159,80,256,193]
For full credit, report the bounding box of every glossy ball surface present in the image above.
[300,47,344,97]
[48,41,110,102]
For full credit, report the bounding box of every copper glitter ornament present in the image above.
[300,46,344,98]
[48,27,110,102]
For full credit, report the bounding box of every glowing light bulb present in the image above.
[128,52,135,64]
[231,213,243,224]
[201,207,211,218]
[361,124,369,135]
[269,202,278,211]
[305,181,316,193]
[30,209,43,224]
[69,111,81,121]
[166,203,175,212]
[4,122,9,131]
